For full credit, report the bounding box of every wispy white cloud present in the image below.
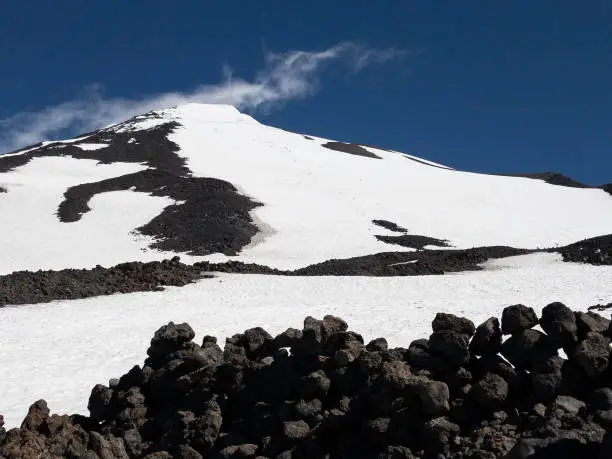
[0,42,406,154]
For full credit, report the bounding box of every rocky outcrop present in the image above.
[501,172,590,188]
[2,303,611,458]
[374,235,451,250]
[58,169,261,256]
[0,257,208,306]
[321,141,381,159]
[1,231,610,306]
[559,234,612,265]
[293,246,533,276]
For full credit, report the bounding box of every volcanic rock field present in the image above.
[1,303,612,458]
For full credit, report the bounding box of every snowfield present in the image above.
[169,104,612,268]
[0,103,611,272]
[0,156,191,274]
[1,252,611,428]
[0,103,611,431]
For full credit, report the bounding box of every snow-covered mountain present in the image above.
[0,103,611,275]
[0,103,611,430]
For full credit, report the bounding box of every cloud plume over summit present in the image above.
[0,42,406,153]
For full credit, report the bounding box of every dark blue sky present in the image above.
[1,1,610,184]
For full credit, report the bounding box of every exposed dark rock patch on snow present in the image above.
[499,172,612,195]
[1,231,610,307]
[0,120,188,176]
[348,145,453,170]
[2,305,611,458]
[58,169,261,256]
[501,172,590,188]
[0,257,208,307]
[0,186,6,193]
[303,135,314,140]
[293,246,532,276]
[0,247,530,306]
[559,234,612,265]
[2,233,611,306]
[375,234,451,250]
[372,219,408,233]
[321,141,381,159]
[70,121,188,175]
[0,151,31,174]
[1,117,263,257]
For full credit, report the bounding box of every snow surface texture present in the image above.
[0,104,611,429]
[0,157,193,274]
[1,103,611,272]
[0,253,611,428]
[171,104,612,269]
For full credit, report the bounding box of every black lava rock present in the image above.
[501,304,539,335]
[3,305,612,459]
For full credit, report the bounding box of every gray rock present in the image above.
[500,329,556,370]
[298,370,331,399]
[575,311,610,339]
[423,417,460,454]
[570,331,610,378]
[470,317,502,356]
[553,395,586,415]
[357,350,383,373]
[501,304,539,335]
[273,328,302,348]
[176,444,203,459]
[322,315,349,337]
[142,453,173,459]
[591,387,612,411]
[122,428,144,457]
[469,373,509,410]
[88,384,114,421]
[295,398,322,419]
[218,443,259,458]
[364,417,391,437]
[540,302,578,349]
[148,322,195,357]
[418,380,450,417]
[381,360,413,390]
[334,341,365,366]
[243,327,273,354]
[531,372,563,403]
[429,330,470,366]
[366,337,388,352]
[282,420,311,440]
[377,445,416,459]
[432,313,476,336]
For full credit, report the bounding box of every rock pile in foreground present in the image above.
[1,303,611,458]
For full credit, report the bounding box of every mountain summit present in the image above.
[1,103,610,275]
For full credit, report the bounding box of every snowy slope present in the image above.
[0,103,611,273]
[0,157,183,274]
[169,104,612,268]
[0,103,611,430]
[1,252,611,428]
